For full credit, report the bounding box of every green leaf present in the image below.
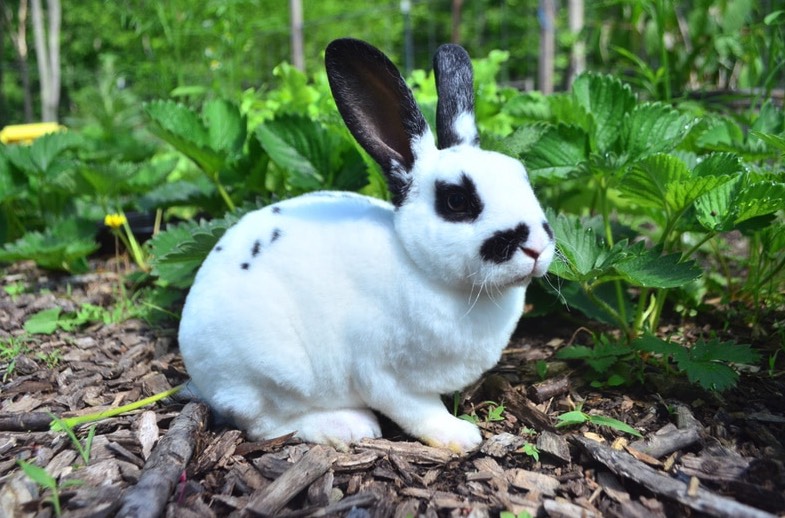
[149,213,243,288]
[17,460,57,490]
[24,307,62,334]
[675,357,740,392]
[571,73,636,152]
[524,125,589,182]
[548,212,610,280]
[555,410,589,428]
[620,154,690,210]
[3,132,82,176]
[632,334,684,356]
[588,415,642,437]
[614,244,702,288]
[256,115,348,191]
[733,181,785,224]
[0,219,97,273]
[145,100,224,175]
[202,99,247,156]
[622,102,694,159]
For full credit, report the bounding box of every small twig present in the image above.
[573,435,776,518]
[116,401,209,518]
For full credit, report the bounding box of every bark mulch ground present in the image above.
[1,260,783,517]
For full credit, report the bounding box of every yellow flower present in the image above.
[104,213,127,229]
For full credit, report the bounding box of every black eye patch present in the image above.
[434,173,483,223]
[480,223,530,264]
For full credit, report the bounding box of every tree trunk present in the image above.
[289,0,304,71]
[567,0,585,87]
[2,0,34,122]
[30,0,60,122]
[538,0,555,94]
[451,0,462,44]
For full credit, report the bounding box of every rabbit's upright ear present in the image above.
[326,38,429,207]
[433,44,479,149]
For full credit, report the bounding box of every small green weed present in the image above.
[519,442,540,462]
[3,281,26,300]
[556,403,642,438]
[49,414,96,465]
[500,511,533,518]
[16,460,82,517]
[458,401,506,424]
[1,335,32,381]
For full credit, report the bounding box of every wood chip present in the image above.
[526,376,570,404]
[244,445,337,516]
[572,435,777,518]
[356,438,453,464]
[536,430,571,464]
[136,410,159,461]
[629,423,701,459]
[480,432,525,457]
[507,468,560,496]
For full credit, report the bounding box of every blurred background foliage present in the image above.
[1,0,783,126]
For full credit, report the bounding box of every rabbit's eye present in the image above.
[447,192,468,212]
[434,174,484,223]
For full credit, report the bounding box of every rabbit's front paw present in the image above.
[293,408,382,451]
[419,414,482,454]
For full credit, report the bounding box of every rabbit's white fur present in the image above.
[179,39,554,452]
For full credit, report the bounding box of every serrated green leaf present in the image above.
[145,100,224,175]
[632,334,685,356]
[549,213,608,280]
[622,102,694,159]
[620,154,690,210]
[734,181,785,224]
[0,219,97,273]
[149,214,242,288]
[614,245,701,288]
[751,130,785,152]
[256,115,341,191]
[676,358,739,392]
[24,307,62,334]
[571,73,636,152]
[202,99,247,156]
[3,131,82,176]
[689,338,761,364]
[524,125,589,182]
[692,152,746,178]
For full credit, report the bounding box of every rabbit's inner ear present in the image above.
[326,39,429,206]
[434,44,479,149]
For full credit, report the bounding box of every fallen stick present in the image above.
[572,435,776,518]
[0,412,52,431]
[244,445,337,516]
[116,401,209,518]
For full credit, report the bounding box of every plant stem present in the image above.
[214,178,236,212]
[50,384,184,431]
[585,282,631,339]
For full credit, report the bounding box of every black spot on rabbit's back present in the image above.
[271,206,282,214]
[214,245,223,252]
[240,262,250,270]
[251,240,262,257]
[271,228,282,243]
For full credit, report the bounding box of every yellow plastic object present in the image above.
[0,122,65,145]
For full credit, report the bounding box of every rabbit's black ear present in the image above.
[433,44,479,149]
[326,38,429,207]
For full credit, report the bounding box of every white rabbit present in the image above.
[178,38,555,453]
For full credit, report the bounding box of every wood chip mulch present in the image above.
[1,261,784,517]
